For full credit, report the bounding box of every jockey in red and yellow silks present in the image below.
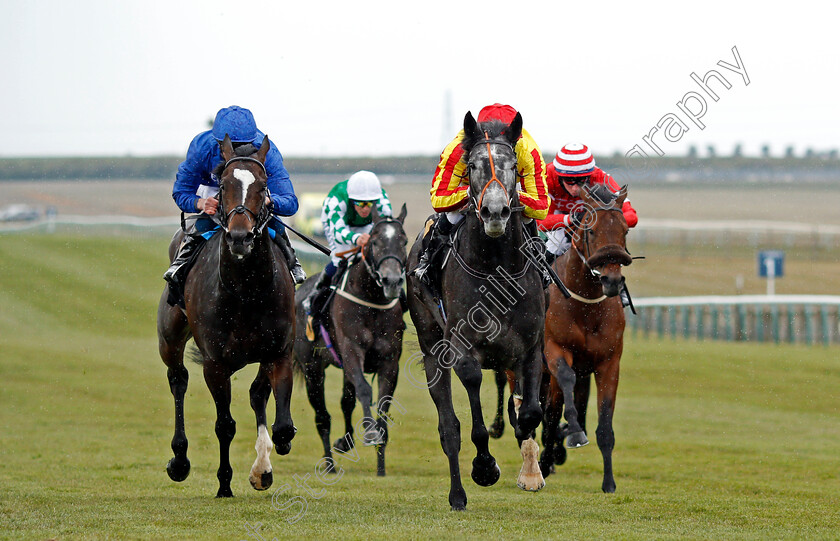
[430,104,549,220]
[414,104,551,288]
[536,143,638,307]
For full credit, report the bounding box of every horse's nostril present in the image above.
[500,207,511,220]
[480,207,491,220]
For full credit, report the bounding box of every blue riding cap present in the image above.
[212,105,258,143]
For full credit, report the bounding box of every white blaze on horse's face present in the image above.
[233,168,256,206]
[382,223,397,240]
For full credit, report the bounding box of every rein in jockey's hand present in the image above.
[356,233,371,247]
[197,197,219,216]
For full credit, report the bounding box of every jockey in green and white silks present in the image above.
[303,171,392,315]
[321,171,393,267]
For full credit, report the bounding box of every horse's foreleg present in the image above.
[453,356,499,488]
[594,357,620,493]
[303,363,334,469]
[268,356,297,456]
[516,348,545,492]
[425,357,466,511]
[203,364,236,498]
[374,361,400,477]
[488,370,507,439]
[248,368,274,490]
[550,348,589,449]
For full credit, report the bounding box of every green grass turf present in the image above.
[0,234,838,540]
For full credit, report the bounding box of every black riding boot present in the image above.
[163,234,206,308]
[523,219,552,289]
[303,270,333,316]
[274,230,307,284]
[414,216,453,284]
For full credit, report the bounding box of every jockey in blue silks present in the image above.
[164,105,306,307]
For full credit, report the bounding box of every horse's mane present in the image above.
[211,143,260,177]
[588,183,620,207]
[460,120,509,154]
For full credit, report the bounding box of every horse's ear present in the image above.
[616,184,628,207]
[463,111,480,141]
[397,203,407,224]
[507,112,523,145]
[256,135,270,163]
[220,135,235,162]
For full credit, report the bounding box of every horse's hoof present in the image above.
[449,492,467,511]
[470,458,501,487]
[517,472,546,492]
[377,470,386,477]
[488,421,505,439]
[333,435,354,453]
[166,456,191,482]
[249,471,273,491]
[554,443,568,465]
[565,431,589,449]
[216,487,234,498]
[538,450,553,479]
[272,425,296,455]
[602,479,616,493]
[363,430,385,447]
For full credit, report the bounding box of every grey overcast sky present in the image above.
[1,0,838,159]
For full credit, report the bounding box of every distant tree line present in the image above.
[0,154,838,182]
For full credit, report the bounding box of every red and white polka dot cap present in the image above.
[553,143,596,177]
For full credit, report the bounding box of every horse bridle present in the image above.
[467,132,524,220]
[361,217,407,287]
[216,156,271,234]
[571,204,629,277]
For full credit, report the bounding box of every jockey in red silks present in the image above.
[414,103,550,283]
[537,143,638,304]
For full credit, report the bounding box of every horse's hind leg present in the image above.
[203,363,236,497]
[248,368,274,491]
[594,357,620,493]
[332,379,356,452]
[452,355,500,488]
[303,363,336,471]
[373,361,401,477]
[488,370,506,439]
[268,355,297,456]
[550,349,589,449]
[539,374,563,478]
[158,295,191,482]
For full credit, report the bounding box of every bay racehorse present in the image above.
[294,204,408,476]
[407,112,546,511]
[540,183,632,493]
[157,135,297,497]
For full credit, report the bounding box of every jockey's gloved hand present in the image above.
[566,210,586,228]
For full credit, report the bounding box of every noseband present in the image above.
[216,156,271,234]
[572,206,631,277]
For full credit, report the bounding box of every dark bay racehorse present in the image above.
[540,183,632,493]
[407,112,546,511]
[294,205,408,476]
[157,135,297,497]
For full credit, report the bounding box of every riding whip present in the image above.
[279,220,332,256]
